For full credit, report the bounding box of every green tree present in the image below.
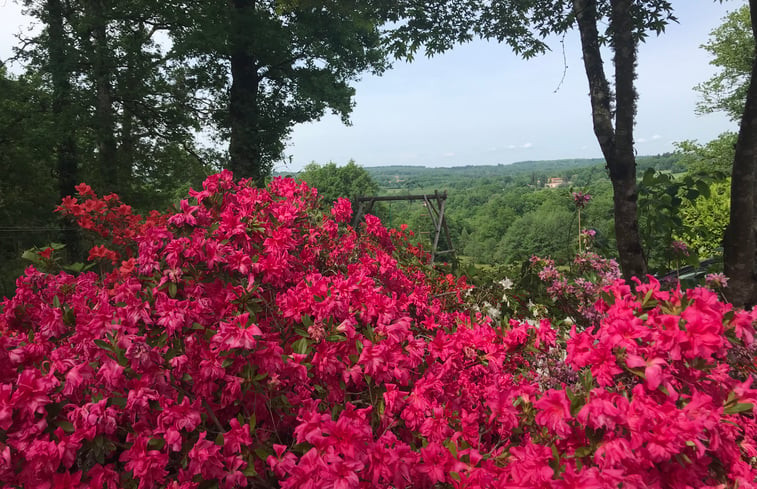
[168,1,392,186]
[676,132,737,177]
[16,0,216,208]
[0,69,60,296]
[391,0,678,280]
[27,0,82,257]
[695,5,753,121]
[296,160,380,205]
[495,202,575,264]
[679,181,730,260]
[670,135,734,262]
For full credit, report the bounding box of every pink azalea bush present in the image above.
[1,171,757,488]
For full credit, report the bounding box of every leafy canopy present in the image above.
[695,5,754,121]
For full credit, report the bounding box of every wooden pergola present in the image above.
[351,191,455,262]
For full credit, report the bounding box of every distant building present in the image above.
[546,177,565,188]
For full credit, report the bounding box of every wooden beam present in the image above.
[354,192,447,203]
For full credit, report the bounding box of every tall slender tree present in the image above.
[40,0,81,256]
[390,0,676,280]
[572,0,649,279]
[723,0,757,307]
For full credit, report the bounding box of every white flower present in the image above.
[498,278,514,290]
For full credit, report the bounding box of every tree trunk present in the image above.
[84,0,121,195]
[572,0,647,280]
[724,0,757,308]
[46,0,80,259]
[228,0,264,186]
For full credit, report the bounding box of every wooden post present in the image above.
[351,192,455,262]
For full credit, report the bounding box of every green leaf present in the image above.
[57,419,75,433]
[642,168,656,186]
[444,440,457,458]
[63,262,94,273]
[147,438,166,450]
[21,249,42,264]
[573,446,593,458]
[725,402,753,414]
[93,339,113,351]
[292,337,309,355]
[110,396,127,408]
[696,180,711,199]
[168,282,178,298]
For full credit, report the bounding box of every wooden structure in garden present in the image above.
[351,191,455,262]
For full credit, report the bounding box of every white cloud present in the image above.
[521,142,533,149]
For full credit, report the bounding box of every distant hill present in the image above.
[278,153,683,191]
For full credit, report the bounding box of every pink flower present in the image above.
[120,435,169,489]
[88,244,118,263]
[38,247,54,260]
[187,432,226,480]
[418,442,450,484]
[572,191,591,208]
[534,389,572,437]
[705,272,728,289]
[625,353,667,391]
[331,198,353,224]
[0,384,14,431]
[671,240,690,256]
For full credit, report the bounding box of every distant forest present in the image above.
[281,153,692,273]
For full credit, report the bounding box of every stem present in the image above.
[202,399,225,434]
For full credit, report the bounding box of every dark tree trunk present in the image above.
[47,0,80,259]
[724,0,757,308]
[572,0,647,280]
[116,38,141,195]
[84,0,121,195]
[228,0,264,186]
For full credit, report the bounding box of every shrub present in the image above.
[1,172,756,488]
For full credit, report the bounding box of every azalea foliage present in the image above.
[1,172,757,489]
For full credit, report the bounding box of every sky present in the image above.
[0,1,744,172]
[283,1,743,172]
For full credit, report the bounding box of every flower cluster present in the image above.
[705,272,729,290]
[2,172,757,489]
[671,240,690,257]
[572,191,591,209]
[530,252,622,326]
